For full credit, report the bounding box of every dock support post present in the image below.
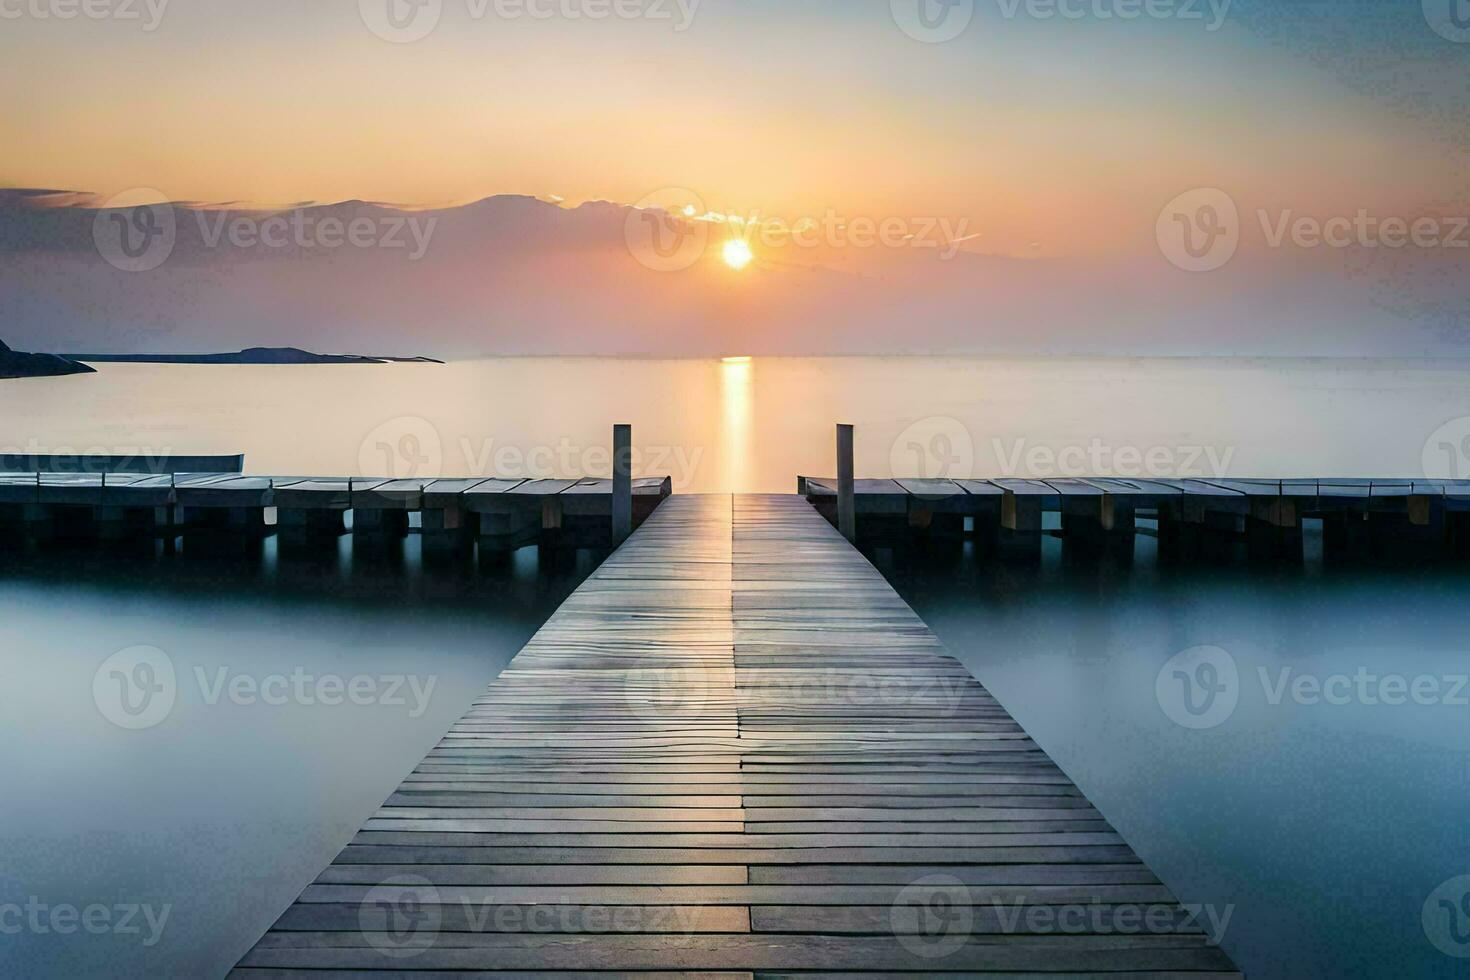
[836,423,855,542]
[95,505,174,542]
[1060,496,1135,555]
[1449,511,1470,558]
[352,508,409,540]
[1362,500,1448,563]
[1246,497,1302,563]
[999,492,1042,560]
[421,507,475,558]
[612,423,632,545]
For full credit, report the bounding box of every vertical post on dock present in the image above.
[836,423,855,542]
[612,423,632,545]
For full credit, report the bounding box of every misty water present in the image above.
[0,540,597,978]
[879,530,1470,979]
[3,356,1470,977]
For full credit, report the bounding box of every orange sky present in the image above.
[3,0,1466,258]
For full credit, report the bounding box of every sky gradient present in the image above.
[5,0,1468,260]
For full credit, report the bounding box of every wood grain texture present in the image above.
[233,494,1239,977]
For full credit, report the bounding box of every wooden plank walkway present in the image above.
[234,494,1240,977]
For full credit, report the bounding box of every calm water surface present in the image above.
[2,356,1469,489]
[3,357,1470,977]
[0,541,596,978]
[880,530,1470,979]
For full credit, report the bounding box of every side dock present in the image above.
[0,473,671,553]
[234,494,1240,976]
[802,475,1470,562]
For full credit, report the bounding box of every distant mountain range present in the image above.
[2,188,1467,357]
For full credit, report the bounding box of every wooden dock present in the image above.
[801,475,1470,561]
[0,473,671,552]
[235,494,1239,976]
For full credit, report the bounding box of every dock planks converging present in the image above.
[235,494,1240,977]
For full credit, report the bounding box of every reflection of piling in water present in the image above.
[800,473,1470,565]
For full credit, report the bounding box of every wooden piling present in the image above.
[612,423,632,545]
[836,423,855,542]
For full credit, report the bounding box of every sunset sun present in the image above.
[722,238,753,270]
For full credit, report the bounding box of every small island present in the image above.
[69,347,444,365]
[0,339,95,379]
